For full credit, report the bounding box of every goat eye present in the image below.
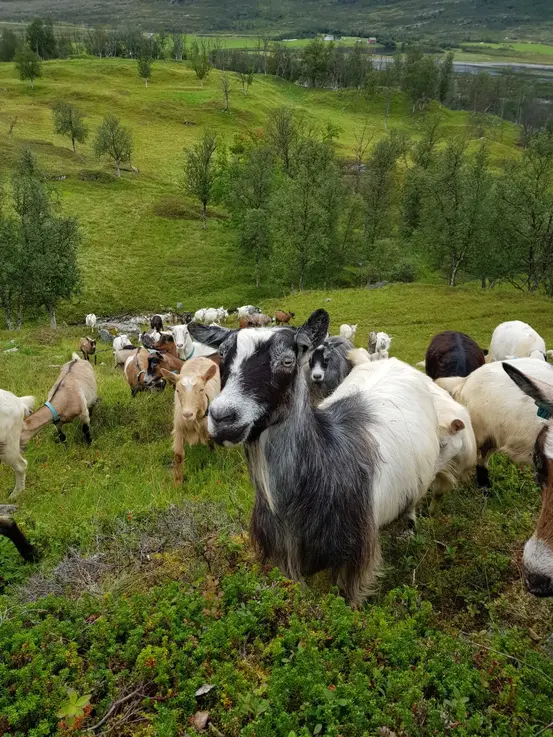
[281,356,295,368]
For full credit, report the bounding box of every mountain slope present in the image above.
[0,0,551,40]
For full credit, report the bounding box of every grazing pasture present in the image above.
[1,285,553,735]
[0,57,520,320]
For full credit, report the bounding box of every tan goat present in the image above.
[21,353,97,449]
[161,357,221,484]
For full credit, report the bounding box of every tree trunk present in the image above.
[72,137,76,153]
[202,201,207,229]
[17,300,23,330]
[145,78,148,87]
[449,263,459,287]
[481,276,487,289]
[116,160,121,177]
[31,78,34,89]
[47,306,57,330]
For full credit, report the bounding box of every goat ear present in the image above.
[160,368,179,384]
[502,362,553,417]
[189,322,233,348]
[202,363,218,384]
[296,309,329,353]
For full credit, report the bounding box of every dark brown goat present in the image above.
[0,516,39,561]
[425,331,486,380]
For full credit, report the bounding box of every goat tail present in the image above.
[347,348,372,366]
[19,395,35,416]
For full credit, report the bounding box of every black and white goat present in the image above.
[189,311,445,606]
[305,336,353,403]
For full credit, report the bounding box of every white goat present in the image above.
[340,323,357,341]
[113,334,131,352]
[488,320,547,362]
[426,381,477,514]
[0,390,35,499]
[170,324,220,361]
[367,331,392,361]
[436,357,550,487]
[85,313,97,332]
[350,349,475,514]
[237,305,260,318]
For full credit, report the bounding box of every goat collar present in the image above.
[44,401,60,424]
[184,345,195,361]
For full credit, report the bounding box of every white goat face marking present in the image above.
[544,427,553,461]
[523,536,553,594]
[209,327,297,445]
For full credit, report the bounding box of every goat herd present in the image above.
[2,308,553,607]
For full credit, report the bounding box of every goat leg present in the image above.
[173,429,185,484]
[82,424,92,446]
[0,517,39,562]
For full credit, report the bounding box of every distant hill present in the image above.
[0,0,552,41]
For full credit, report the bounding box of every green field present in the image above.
[455,41,553,65]
[0,57,519,320]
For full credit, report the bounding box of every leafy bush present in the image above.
[1,566,552,737]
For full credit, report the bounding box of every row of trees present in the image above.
[184,111,553,294]
[0,151,81,329]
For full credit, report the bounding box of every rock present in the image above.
[192,711,210,731]
[4,347,18,353]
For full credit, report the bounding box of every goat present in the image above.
[21,354,97,449]
[436,358,550,489]
[0,516,39,561]
[160,357,221,484]
[85,313,97,332]
[113,334,131,352]
[170,324,220,361]
[190,311,444,607]
[501,362,553,597]
[488,320,547,362]
[140,330,161,349]
[0,390,35,499]
[274,310,295,325]
[237,305,261,318]
[425,330,486,380]
[242,313,272,328]
[124,348,183,396]
[340,323,357,341]
[367,331,391,361]
[150,314,164,332]
[79,336,97,364]
[350,349,476,515]
[306,336,353,404]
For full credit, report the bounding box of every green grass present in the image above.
[0,57,520,319]
[455,41,553,65]
[2,284,553,734]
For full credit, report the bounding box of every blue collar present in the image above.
[185,345,195,361]
[44,401,60,424]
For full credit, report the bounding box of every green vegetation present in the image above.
[2,286,553,734]
[0,0,552,41]
[0,56,505,318]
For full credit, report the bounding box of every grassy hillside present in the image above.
[2,284,553,734]
[0,0,552,41]
[0,57,520,323]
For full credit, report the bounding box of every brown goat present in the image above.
[21,354,97,448]
[425,331,486,380]
[124,348,183,397]
[274,310,295,325]
[161,357,221,484]
[79,336,97,364]
[239,313,273,329]
[0,515,39,561]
